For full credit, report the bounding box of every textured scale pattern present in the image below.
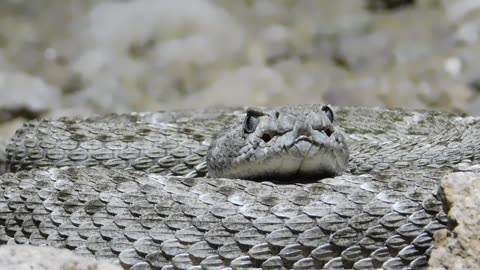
[2,106,480,270]
[6,109,242,176]
[0,167,446,269]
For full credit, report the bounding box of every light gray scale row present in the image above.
[0,167,447,269]
[6,111,241,175]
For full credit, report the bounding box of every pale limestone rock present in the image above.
[429,172,480,270]
[0,246,121,270]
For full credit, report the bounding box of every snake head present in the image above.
[207,105,349,181]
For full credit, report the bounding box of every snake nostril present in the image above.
[325,127,333,137]
[262,133,272,143]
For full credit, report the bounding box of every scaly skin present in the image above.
[1,106,480,269]
[207,105,349,180]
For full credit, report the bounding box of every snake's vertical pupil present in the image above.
[322,105,334,123]
[261,133,272,142]
[243,113,259,134]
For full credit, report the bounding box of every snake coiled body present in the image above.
[1,105,480,270]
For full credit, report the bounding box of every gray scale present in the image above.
[2,106,480,269]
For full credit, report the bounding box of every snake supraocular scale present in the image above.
[1,105,480,270]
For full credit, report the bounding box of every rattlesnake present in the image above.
[1,105,479,270]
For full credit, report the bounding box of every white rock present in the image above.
[0,246,121,270]
[181,66,289,108]
[444,57,463,77]
[84,0,245,65]
[442,0,480,22]
[0,71,61,113]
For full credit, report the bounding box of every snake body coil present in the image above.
[1,105,480,269]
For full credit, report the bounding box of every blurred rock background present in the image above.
[1,0,480,140]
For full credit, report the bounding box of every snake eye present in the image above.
[261,133,272,142]
[243,112,259,134]
[322,105,334,123]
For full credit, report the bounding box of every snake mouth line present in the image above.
[292,136,324,150]
[294,135,313,143]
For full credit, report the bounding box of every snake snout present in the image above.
[293,117,313,139]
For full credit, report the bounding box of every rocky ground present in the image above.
[429,172,480,270]
[0,0,480,269]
